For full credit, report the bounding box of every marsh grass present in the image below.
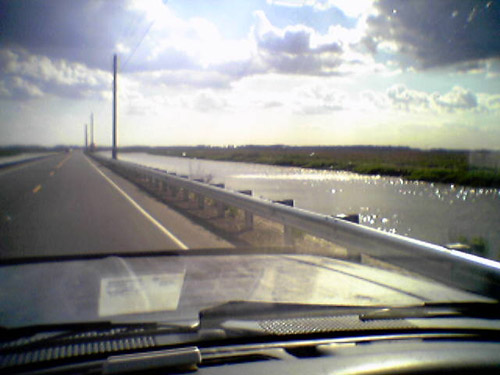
[133,145,500,188]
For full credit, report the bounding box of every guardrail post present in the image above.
[239,190,254,230]
[170,186,178,198]
[334,213,360,224]
[284,226,294,247]
[275,199,295,247]
[193,179,205,208]
[210,184,226,218]
[216,202,225,218]
[197,194,205,209]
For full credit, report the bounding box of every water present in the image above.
[101,152,500,259]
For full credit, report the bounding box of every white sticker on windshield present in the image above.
[98,273,185,317]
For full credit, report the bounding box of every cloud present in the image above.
[359,90,390,110]
[383,84,483,113]
[0,0,216,72]
[366,0,500,69]
[483,94,500,111]
[386,84,429,111]
[252,10,374,76]
[0,0,134,70]
[294,84,347,114]
[183,90,228,112]
[266,0,375,18]
[260,100,284,109]
[0,0,381,90]
[0,76,44,99]
[255,15,342,55]
[135,70,234,89]
[432,86,478,112]
[0,48,111,100]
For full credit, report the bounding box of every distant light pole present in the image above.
[90,113,95,152]
[112,54,118,159]
[84,124,88,150]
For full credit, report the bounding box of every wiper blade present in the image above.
[1,319,199,337]
[0,320,199,353]
[360,301,500,321]
[200,300,378,320]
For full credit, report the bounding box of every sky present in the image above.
[0,0,499,149]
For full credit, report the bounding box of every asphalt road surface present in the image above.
[0,150,230,258]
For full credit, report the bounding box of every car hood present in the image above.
[0,253,486,328]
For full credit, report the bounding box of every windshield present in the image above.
[1,0,500,330]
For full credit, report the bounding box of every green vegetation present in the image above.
[120,145,500,188]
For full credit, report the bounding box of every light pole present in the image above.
[112,54,118,159]
[90,113,95,152]
[84,124,88,150]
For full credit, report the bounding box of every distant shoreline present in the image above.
[3,145,499,188]
[136,145,500,189]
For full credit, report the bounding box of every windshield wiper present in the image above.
[360,301,500,321]
[198,301,500,337]
[200,300,500,322]
[0,320,199,353]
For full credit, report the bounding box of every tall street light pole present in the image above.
[84,124,88,150]
[90,113,95,152]
[112,54,118,159]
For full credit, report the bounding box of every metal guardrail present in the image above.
[90,153,500,300]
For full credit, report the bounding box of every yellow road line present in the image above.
[85,156,189,250]
[33,184,42,194]
[56,154,71,169]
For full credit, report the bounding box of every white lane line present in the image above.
[85,156,189,250]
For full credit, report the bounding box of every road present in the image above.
[0,150,231,258]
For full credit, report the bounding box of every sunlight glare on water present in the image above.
[107,152,500,260]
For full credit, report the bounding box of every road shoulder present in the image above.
[86,156,233,250]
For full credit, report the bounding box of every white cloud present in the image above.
[358,84,496,116]
[359,90,390,110]
[251,11,378,76]
[0,76,44,99]
[314,0,375,17]
[123,0,253,73]
[386,84,430,112]
[366,0,500,69]
[0,48,110,100]
[181,90,228,113]
[134,69,233,89]
[478,93,500,112]
[266,0,376,18]
[0,81,10,97]
[432,86,478,112]
[294,84,348,114]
